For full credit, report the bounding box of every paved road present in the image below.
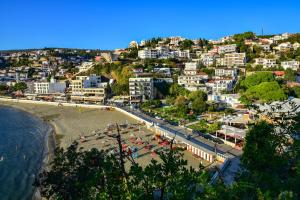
[121,106,243,157]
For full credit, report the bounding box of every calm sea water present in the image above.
[0,106,51,200]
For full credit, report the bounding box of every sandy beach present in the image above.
[0,101,212,169]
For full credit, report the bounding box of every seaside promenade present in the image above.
[0,97,242,184]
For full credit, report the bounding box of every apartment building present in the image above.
[178,72,208,91]
[275,42,293,52]
[201,53,216,67]
[34,77,66,94]
[78,62,94,72]
[129,77,154,103]
[205,78,235,93]
[259,44,271,52]
[217,44,237,54]
[254,58,277,68]
[138,49,158,59]
[281,60,300,70]
[220,53,246,67]
[70,75,107,103]
[214,68,238,77]
[184,62,198,75]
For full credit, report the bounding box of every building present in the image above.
[221,53,246,67]
[129,41,139,48]
[201,53,216,67]
[259,44,271,52]
[281,60,300,70]
[153,68,171,77]
[217,44,237,54]
[205,78,235,93]
[275,42,292,52]
[214,68,238,77]
[184,62,198,75]
[129,77,154,103]
[208,93,241,108]
[70,75,107,103]
[78,62,94,72]
[254,58,277,68]
[34,77,66,94]
[178,72,208,91]
[138,49,157,59]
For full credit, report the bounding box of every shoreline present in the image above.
[0,104,57,200]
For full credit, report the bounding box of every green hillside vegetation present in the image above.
[239,72,287,103]
[242,81,287,103]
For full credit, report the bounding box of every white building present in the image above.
[208,93,241,108]
[275,42,292,51]
[205,78,235,93]
[201,53,216,67]
[259,44,271,52]
[138,49,157,59]
[34,77,66,94]
[129,77,154,103]
[184,62,198,75]
[129,41,139,48]
[178,72,208,91]
[217,44,236,54]
[254,58,277,68]
[214,68,238,77]
[281,60,300,70]
[153,67,171,77]
[78,62,94,72]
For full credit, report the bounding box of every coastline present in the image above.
[0,101,138,200]
[0,104,57,200]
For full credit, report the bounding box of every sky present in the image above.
[0,0,300,50]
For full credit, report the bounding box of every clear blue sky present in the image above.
[1,0,299,50]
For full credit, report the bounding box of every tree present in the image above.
[179,39,194,50]
[12,82,27,92]
[169,83,190,97]
[236,111,300,198]
[35,137,215,199]
[284,68,296,82]
[191,98,207,114]
[188,90,207,102]
[240,72,275,89]
[242,81,287,103]
[290,86,300,98]
[141,99,162,109]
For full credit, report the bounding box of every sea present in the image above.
[0,106,51,200]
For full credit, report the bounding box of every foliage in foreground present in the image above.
[35,112,300,199]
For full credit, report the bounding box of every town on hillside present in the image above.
[1,32,300,171]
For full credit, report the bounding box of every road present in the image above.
[121,106,243,158]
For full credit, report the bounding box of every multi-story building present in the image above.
[153,67,171,77]
[34,77,66,94]
[275,42,293,52]
[184,62,198,75]
[70,75,107,103]
[254,58,277,68]
[259,44,271,52]
[214,68,238,77]
[78,62,94,72]
[129,77,154,103]
[201,53,216,67]
[138,49,158,59]
[178,72,208,91]
[217,44,237,54]
[219,53,246,67]
[281,60,300,70]
[205,78,235,93]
